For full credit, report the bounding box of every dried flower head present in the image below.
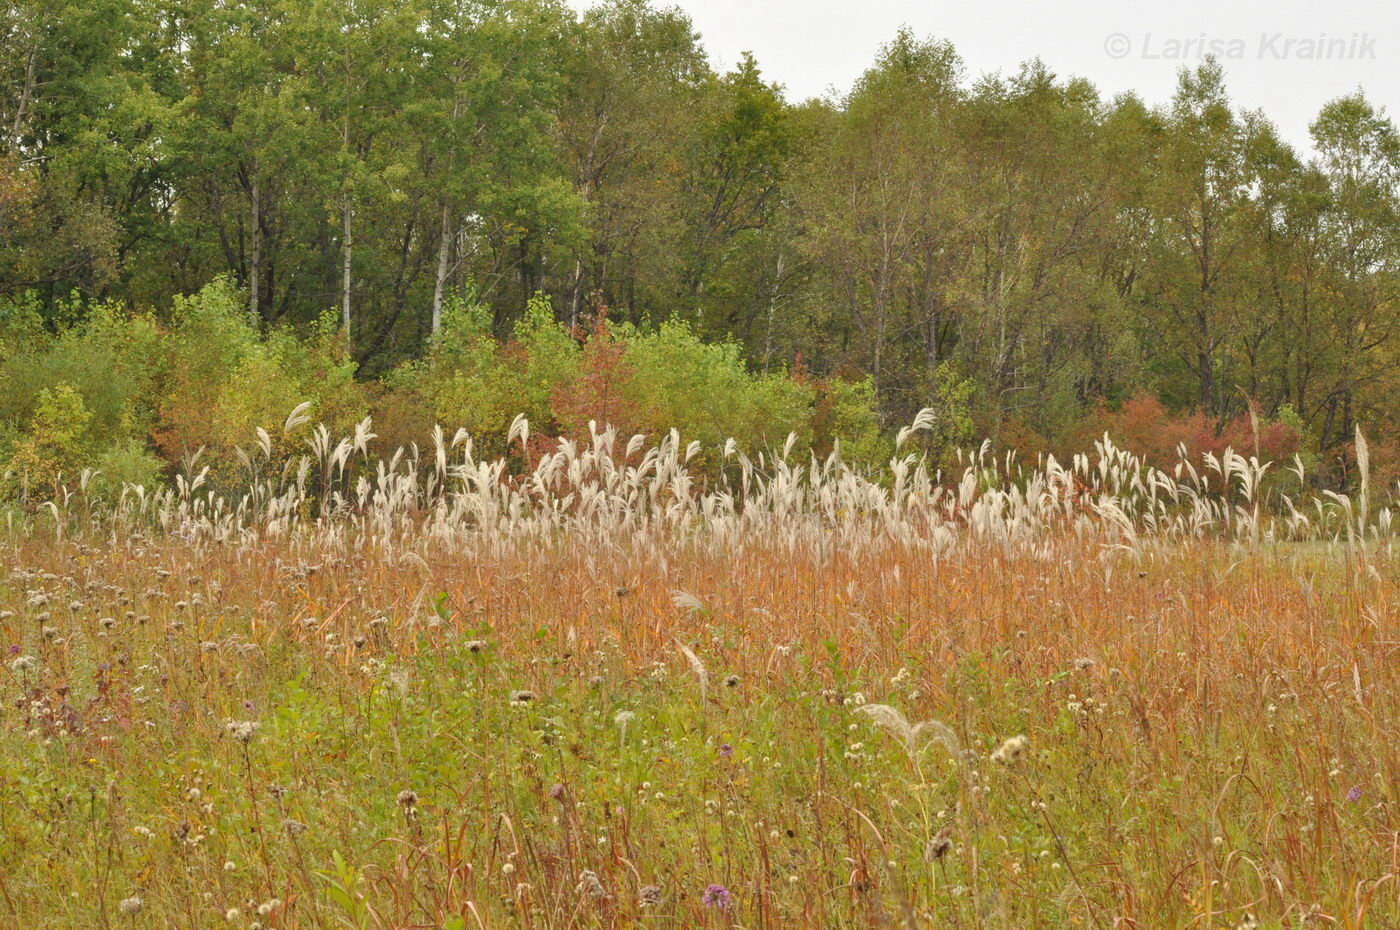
[225,720,259,744]
[638,884,662,908]
[924,827,953,861]
[991,734,1028,765]
[118,895,143,915]
[576,869,606,899]
[509,690,536,705]
[396,789,418,808]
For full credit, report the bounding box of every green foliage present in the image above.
[619,320,813,463]
[925,363,975,467]
[383,295,579,455]
[383,305,835,469]
[0,278,374,500]
[820,376,891,466]
[7,0,1400,487]
[4,383,92,497]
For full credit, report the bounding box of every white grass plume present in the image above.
[675,640,708,702]
[854,703,960,761]
[672,591,706,614]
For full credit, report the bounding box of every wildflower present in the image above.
[257,899,281,916]
[701,883,731,910]
[282,818,307,835]
[718,743,733,761]
[1346,785,1363,802]
[1073,657,1096,671]
[549,783,565,801]
[464,639,486,653]
[397,789,418,808]
[118,895,143,915]
[724,674,740,688]
[509,690,536,705]
[991,735,1028,765]
[638,884,662,908]
[10,655,37,672]
[225,908,240,922]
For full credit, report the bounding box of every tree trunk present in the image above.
[10,49,36,150]
[341,197,353,340]
[763,252,784,373]
[432,202,451,334]
[568,260,584,331]
[248,176,261,322]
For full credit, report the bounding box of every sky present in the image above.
[565,0,1397,154]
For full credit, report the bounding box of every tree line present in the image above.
[3,0,1399,485]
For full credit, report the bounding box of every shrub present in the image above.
[614,319,814,468]
[809,374,890,467]
[90,437,166,497]
[4,383,93,499]
[1066,392,1305,473]
[380,295,579,457]
[155,283,367,483]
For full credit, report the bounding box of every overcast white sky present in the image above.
[566,0,1397,153]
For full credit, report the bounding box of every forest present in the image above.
[3,0,1400,493]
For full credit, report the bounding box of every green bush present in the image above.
[90,437,166,497]
[618,320,814,466]
[156,282,367,483]
[4,383,93,499]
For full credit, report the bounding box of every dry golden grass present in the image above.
[0,418,1394,928]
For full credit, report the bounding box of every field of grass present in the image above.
[0,423,1395,929]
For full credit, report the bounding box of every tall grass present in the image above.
[0,411,1394,928]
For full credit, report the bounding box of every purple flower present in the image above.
[701,883,731,911]
[549,783,565,801]
[1346,785,1363,803]
[718,743,733,761]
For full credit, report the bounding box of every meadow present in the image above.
[0,414,1395,929]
